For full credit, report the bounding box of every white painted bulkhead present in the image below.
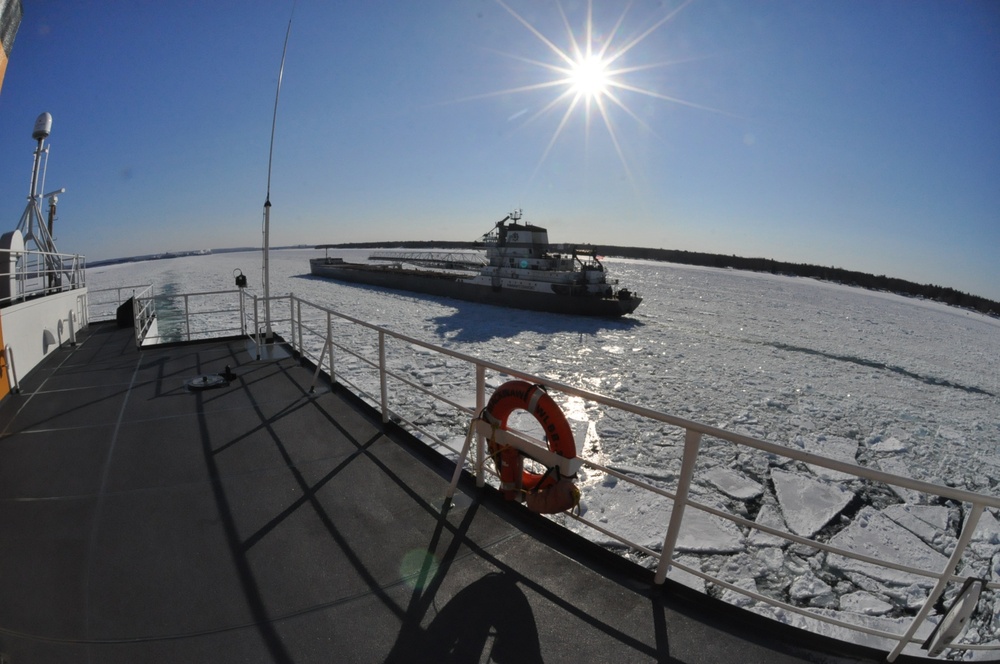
[1,287,88,391]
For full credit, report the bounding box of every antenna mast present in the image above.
[261,5,294,342]
[16,113,60,256]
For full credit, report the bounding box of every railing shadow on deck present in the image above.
[89,286,1000,662]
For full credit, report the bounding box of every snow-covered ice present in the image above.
[772,468,854,537]
[88,249,1000,657]
[827,506,949,587]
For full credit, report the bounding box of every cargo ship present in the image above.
[310,210,642,317]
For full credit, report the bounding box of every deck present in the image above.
[0,323,922,662]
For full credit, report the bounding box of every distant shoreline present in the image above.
[89,242,1000,318]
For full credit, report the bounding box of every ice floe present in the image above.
[772,468,854,537]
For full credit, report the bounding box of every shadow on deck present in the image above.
[0,323,919,662]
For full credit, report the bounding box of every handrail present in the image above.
[0,247,86,306]
[279,294,1000,661]
[88,284,150,321]
[131,285,157,347]
[91,286,249,345]
[98,286,1000,660]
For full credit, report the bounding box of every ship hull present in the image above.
[309,259,641,317]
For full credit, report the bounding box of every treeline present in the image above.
[595,246,1000,317]
[324,240,1000,317]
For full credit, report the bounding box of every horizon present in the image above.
[2,1,998,300]
[91,239,1000,306]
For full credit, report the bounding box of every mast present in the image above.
[16,113,60,256]
[261,8,294,342]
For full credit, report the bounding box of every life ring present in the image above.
[483,380,576,502]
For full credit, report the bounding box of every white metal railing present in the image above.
[87,284,149,319]
[0,248,86,306]
[90,286,250,346]
[140,288,248,345]
[104,288,1000,661]
[132,285,157,345]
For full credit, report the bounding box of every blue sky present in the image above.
[2,1,998,300]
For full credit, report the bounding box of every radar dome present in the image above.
[32,113,52,140]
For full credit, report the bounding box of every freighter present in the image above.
[310,210,642,317]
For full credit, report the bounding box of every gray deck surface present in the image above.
[0,323,921,663]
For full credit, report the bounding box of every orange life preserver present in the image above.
[483,380,576,503]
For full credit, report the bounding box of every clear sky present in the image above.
[2,1,998,301]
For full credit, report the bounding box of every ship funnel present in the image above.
[32,112,52,140]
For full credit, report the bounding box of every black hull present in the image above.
[309,260,641,317]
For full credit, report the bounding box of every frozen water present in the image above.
[797,434,859,481]
[87,249,1000,654]
[747,505,790,548]
[772,469,854,537]
[789,571,836,607]
[827,506,949,588]
[840,591,895,617]
[703,465,764,500]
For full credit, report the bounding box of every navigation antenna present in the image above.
[261,3,295,343]
[16,113,60,256]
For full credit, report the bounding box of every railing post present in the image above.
[251,294,262,358]
[239,287,246,335]
[296,296,303,354]
[654,428,702,585]
[132,292,142,348]
[326,311,335,382]
[475,364,486,487]
[183,294,191,342]
[253,294,260,342]
[378,330,389,424]
[886,502,987,662]
[288,295,295,351]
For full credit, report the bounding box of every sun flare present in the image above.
[568,54,610,100]
[484,0,713,182]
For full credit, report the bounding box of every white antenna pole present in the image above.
[262,6,294,342]
[17,113,59,255]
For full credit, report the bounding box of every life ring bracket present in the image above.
[475,420,583,478]
[445,380,581,514]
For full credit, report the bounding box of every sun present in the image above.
[479,0,716,182]
[568,53,610,100]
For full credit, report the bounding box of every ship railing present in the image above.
[93,288,1000,661]
[276,293,1000,662]
[89,285,251,346]
[87,284,149,320]
[140,288,250,345]
[131,285,158,346]
[89,285,295,347]
[0,247,86,307]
